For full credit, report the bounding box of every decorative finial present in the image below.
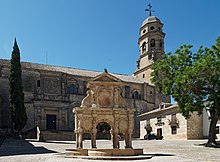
[104,68,108,73]
[145,3,154,16]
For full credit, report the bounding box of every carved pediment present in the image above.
[92,72,121,82]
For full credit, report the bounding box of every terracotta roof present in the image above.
[0,59,144,84]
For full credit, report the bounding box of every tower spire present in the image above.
[145,3,154,16]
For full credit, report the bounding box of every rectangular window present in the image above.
[37,80,40,87]
[124,86,130,98]
[216,126,220,134]
[171,126,177,134]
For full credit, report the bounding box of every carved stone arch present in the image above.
[95,118,114,129]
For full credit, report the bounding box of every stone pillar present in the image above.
[78,127,83,148]
[125,133,129,148]
[76,132,79,148]
[91,128,97,148]
[126,129,133,148]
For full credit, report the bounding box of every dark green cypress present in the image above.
[9,38,27,135]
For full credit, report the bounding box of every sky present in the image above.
[0,0,220,75]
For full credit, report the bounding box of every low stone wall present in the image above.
[41,130,75,141]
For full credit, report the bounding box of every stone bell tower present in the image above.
[134,4,165,84]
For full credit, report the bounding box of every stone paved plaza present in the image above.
[0,138,220,162]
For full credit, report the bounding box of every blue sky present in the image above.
[0,0,220,75]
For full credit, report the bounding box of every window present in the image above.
[216,126,220,134]
[157,117,162,123]
[142,42,146,53]
[150,26,155,30]
[37,80,40,87]
[143,29,146,34]
[132,91,139,99]
[143,74,145,78]
[150,39,155,47]
[171,126,177,134]
[159,40,163,47]
[67,84,78,94]
[125,86,130,98]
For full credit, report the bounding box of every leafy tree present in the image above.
[152,37,220,146]
[9,38,27,137]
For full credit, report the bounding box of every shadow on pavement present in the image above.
[195,140,220,148]
[0,138,56,157]
[144,153,175,157]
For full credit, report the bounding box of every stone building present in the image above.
[138,104,203,140]
[0,12,170,140]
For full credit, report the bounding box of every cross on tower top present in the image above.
[145,3,154,16]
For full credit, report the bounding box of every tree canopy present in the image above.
[151,37,220,145]
[9,39,27,135]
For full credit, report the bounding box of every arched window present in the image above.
[132,91,139,99]
[142,42,146,53]
[150,39,155,47]
[67,84,79,94]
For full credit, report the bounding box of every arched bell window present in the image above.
[142,42,147,53]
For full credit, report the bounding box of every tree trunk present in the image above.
[207,115,218,145]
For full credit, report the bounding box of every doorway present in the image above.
[46,114,56,130]
[157,128,162,137]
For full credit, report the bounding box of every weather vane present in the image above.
[145,3,154,16]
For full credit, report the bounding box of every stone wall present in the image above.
[187,113,203,139]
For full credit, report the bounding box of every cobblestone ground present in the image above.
[0,138,219,162]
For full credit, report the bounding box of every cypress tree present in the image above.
[9,38,27,136]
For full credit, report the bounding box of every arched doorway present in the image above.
[96,122,111,140]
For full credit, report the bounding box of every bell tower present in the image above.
[134,4,165,84]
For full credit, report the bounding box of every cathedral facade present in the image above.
[0,13,170,140]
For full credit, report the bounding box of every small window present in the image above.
[150,26,155,30]
[159,40,163,47]
[67,84,78,94]
[157,117,162,123]
[216,126,220,134]
[37,80,40,87]
[125,86,130,98]
[143,74,145,78]
[171,126,177,134]
[143,29,146,34]
[158,27,161,31]
[142,42,146,53]
[150,91,153,95]
[150,39,155,47]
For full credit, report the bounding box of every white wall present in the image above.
[203,109,210,137]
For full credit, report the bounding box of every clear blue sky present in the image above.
[0,0,220,75]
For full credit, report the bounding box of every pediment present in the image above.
[92,72,121,82]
